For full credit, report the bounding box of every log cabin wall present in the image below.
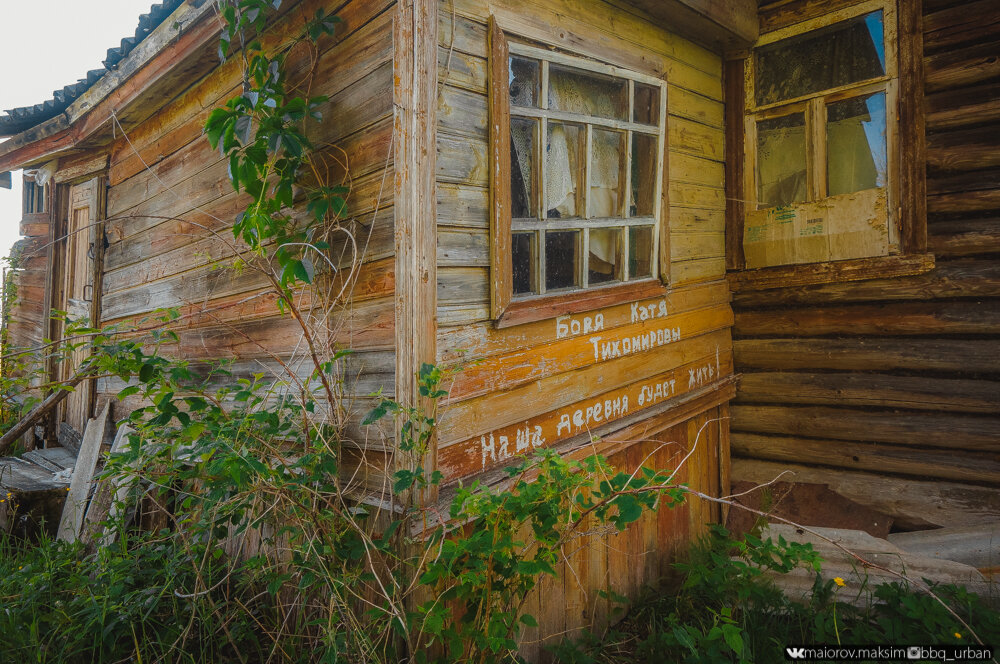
[431,0,734,649]
[98,0,400,463]
[2,177,54,396]
[730,0,1000,530]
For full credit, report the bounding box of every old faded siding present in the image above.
[3,200,53,391]
[432,0,733,646]
[98,0,398,455]
[731,0,1000,529]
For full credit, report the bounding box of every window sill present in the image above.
[495,279,667,329]
[726,253,935,292]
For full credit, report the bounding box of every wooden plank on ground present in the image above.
[57,403,110,542]
[82,425,134,546]
[732,458,1000,530]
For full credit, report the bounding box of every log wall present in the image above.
[99,0,399,458]
[731,0,1000,530]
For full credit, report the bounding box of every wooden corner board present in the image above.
[727,253,936,292]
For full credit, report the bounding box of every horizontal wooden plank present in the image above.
[439,45,488,94]
[733,432,1000,484]
[437,132,488,186]
[928,219,1000,257]
[448,0,723,82]
[439,350,733,479]
[670,232,724,261]
[667,85,724,129]
[734,337,1000,373]
[731,259,1000,307]
[438,279,729,361]
[734,300,1000,337]
[924,40,1000,94]
[926,80,1000,130]
[732,458,1000,529]
[923,0,1000,54]
[731,404,1000,452]
[437,266,489,305]
[727,254,936,293]
[669,151,725,188]
[927,124,1000,174]
[737,371,1000,413]
[670,207,725,233]
[670,257,726,284]
[438,85,488,138]
[438,227,488,266]
[437,182,489,229]
[439,329,731,446]
[669,118,724,162]
[668,182,725,211]
[448,303,733,401]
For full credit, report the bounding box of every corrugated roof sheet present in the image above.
[0,0,185,137]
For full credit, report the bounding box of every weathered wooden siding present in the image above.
[434,0,732,476]
[99,0,398,453]
[731,0,1000,530]
[518,406,726,659]
[3,199,52,393]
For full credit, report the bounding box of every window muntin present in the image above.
[506,44,666,298]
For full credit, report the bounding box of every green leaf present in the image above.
[138,363,155,383]
[518,614,538,627]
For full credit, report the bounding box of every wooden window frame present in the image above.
[726,0,930,291]
[489,18,670,327]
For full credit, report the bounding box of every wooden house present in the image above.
[0,0,996,651]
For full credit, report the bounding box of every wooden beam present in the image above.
[57,403,110,543]
[393,0,439,506]
[897,0,927,254]
[732,458,1000,529]
[617,0,757,49]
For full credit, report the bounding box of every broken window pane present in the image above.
[546,122,583,219]
[549,65,628,121]
[634,83,660,125]
[591,129,624,218]
[509,57,540,108]
[510,117,537,219]
[629,226,653,279]
[827,91,887,196]
[545,230,580,290]
[512,232,535,295]
[755,11,885,106]
[631,133,657,217]
[757,112,807,207]
[588,227,620,284]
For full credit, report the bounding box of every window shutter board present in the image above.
[488,16,513,319]
[897,0,927,254]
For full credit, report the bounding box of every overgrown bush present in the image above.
[553,525,1000,664]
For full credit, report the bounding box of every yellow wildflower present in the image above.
[834,577,846,587]
[955,632,962,639]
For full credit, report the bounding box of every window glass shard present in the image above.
[549,65,628,121]
[588,227,621,284]
[757,112,808,207]
[545,230,580,290]
[590,129,624,218]
[827,91,887,196]
[755,10,885,106]
[510,117,537,219]
[509,56,540,107]
[545,122,583,219]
